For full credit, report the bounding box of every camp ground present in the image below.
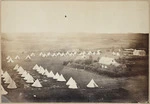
[1,33,148,103]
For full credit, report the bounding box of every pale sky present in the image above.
[1,1,149,33]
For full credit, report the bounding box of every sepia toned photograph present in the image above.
[1,0,149,103]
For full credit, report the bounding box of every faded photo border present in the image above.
[0,0,149,104]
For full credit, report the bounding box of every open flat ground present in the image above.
[1,33,148,103]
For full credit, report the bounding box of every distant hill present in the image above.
[1,33,148,52]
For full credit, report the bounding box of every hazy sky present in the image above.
[1,1,149,33]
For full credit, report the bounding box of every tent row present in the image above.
[33,64,99,89]
[39,50,102,58]
[1,69,17,95]
[13,64,42,87]
[6,53,35,63]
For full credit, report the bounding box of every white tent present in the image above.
[39,66,44,71]
[4,75,12,84]
[15,55,20,60]
[67,78,78,89]
[33,64,39,70]
[53,72,60,79]
[3,72,11,82]
[18,69,25,75]
[21,71,27,78]
[57,52,61,56]
[25,55,31,60]
[24,73,32,80]
[31,79,42,87]
[66,51,70,55]
[87,79,98,88]
[18,67,25,75]
[39,52,43,56]
[6,56,11,60]
[68,83,78,89]
[17,66,24,72]
[47,52,51,56]
[88,51,92,55]
[26,75,34,83]
[60,53,65,57]
[66,77,76,85]
[7,80,17,89]
[52,53,57,57]
[7,58,14,63]
[46,71,54,78]
[2,71,9,78]
[36,66,43,72]
[13,64,19,70]
[36,67,41,72]
[43,69,49,76]
[24,73,34,81]
[57,74,66,82]
[1,85,8,95]
[38,67,45,75]
[30,53,35,56]
[42,53,46,58]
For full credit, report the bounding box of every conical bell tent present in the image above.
[18,68,25,75]
[36,66,41,72]
[7,80,17,89]
[24,73,30,80]
[24,73,33,81]
[53,72,60,80]
[21,71,27,78]
[17,66,24,72]
[68,83,78,89]
[37,66,44,73]
[45,70,50,76]
[26,75,34,83]
[25,55,31,60]
[68,79,78,89]
[39,68,45,75]
[30,53,35,56]
[7,58,14,63]
[4,76,12,84]
[87,79,98,88]
[66,77,76,85]
[3,72,11,82]
[1,85,8,95]
[43,69,49,75]
[2,71,9,78]
[31,79,42,87]
[57,74,66,82]
[46,71,54,78]
[15,55,20,60]
[39,52,43,56]
[33,64,39,70]
[13,64,19,70]
[6,56,11,60]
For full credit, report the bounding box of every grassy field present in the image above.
[1,33,148,103]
